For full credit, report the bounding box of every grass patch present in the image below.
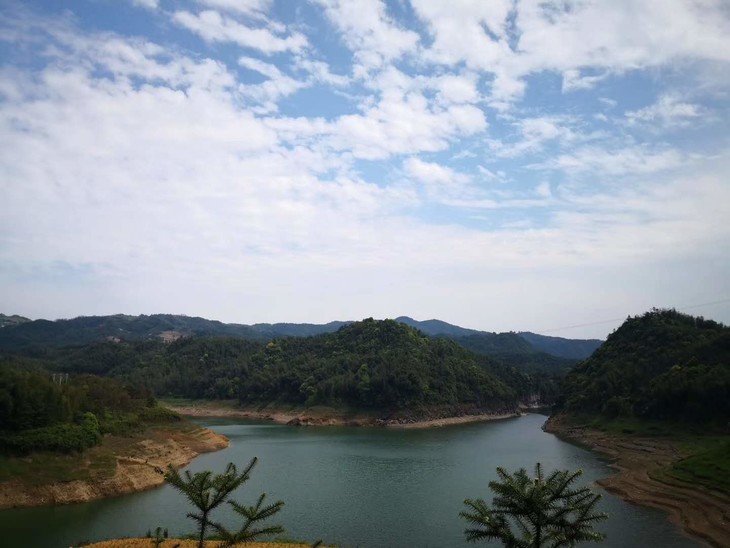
[587,416,683,437]
[161,397,240,409]
[0,451,90,485]
[559,414,730,495]
[667,439,730,494]
[0,419,204,488]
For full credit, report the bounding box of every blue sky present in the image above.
[1,0,729,338]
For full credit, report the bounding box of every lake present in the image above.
[0,414,701,548]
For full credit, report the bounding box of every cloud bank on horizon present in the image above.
[1,0,729,338]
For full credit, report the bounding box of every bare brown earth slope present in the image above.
[544,415,730,548]
[0,424,228,509]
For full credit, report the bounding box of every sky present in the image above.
[1,0,729,339]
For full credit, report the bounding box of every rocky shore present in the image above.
[543,415,730,548]
[0,425,229,509]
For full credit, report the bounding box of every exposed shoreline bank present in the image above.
[543,415,730,548]
[86,540,323,548]
[164,401,520,428]
[0,425,229,510]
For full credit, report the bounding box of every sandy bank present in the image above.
[86,540,323,548]
[0,426,229,510]
[544,415,730,548]
[165,402,519,428]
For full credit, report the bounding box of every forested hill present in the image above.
[4,319,534,415]
[447,332,577,375]
[0,314,262,350]
[557,309,730,423]
[231,319,518,412]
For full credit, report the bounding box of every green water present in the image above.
[0,414,701,548]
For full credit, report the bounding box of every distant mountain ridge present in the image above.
[517,331,603,360]
[395,316,602,360]
[0,314,31,328]
[0,312,601,361]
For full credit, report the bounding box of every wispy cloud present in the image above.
[172,10,307,54]
[625,94,704,128]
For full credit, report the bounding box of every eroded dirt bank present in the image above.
[543,415,730,548]
[0,426,229,509]
[87,540,324,548]
[165,401,519,428]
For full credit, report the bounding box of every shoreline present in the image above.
[0,424,229,510]
[86,540,324,548]
[164,401,520,428]
[543,415,730,548]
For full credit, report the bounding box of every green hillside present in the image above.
[6,320,527,416]
[233,318,516,411]
[0,363,179,456]
[445,332,577,375]
[558,309,729,423]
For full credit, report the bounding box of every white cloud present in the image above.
[315,0,419,73]
[196,0,271,19]
[404,157,468,185]
[294,57,349,87]
[625,94,703,127]
[432,73,480,104]
[535,181,552,198]
[489,116,576,158]
[330,92,486,160]
[562,69,608,92]
[516,0,730,71]
[411,0,730,106]
[411,0,513,67]
[544,146,688,176]
[238,56,306,110]
[172,10,307,54]
[2,2,729,336]
[131,0,158,10]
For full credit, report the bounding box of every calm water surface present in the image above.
[0,414,701,548]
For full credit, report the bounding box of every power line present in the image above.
[539,298,730,334]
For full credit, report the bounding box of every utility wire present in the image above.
[539,298,730,334]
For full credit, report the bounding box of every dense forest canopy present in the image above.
[0,362,177,455]
[558,309,730,423]
[0,320,563,418]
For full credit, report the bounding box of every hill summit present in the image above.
[558,309,729,423]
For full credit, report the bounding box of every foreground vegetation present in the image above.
[461,463,606,547]
[92,460,605,548]
[0,365,179,456]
